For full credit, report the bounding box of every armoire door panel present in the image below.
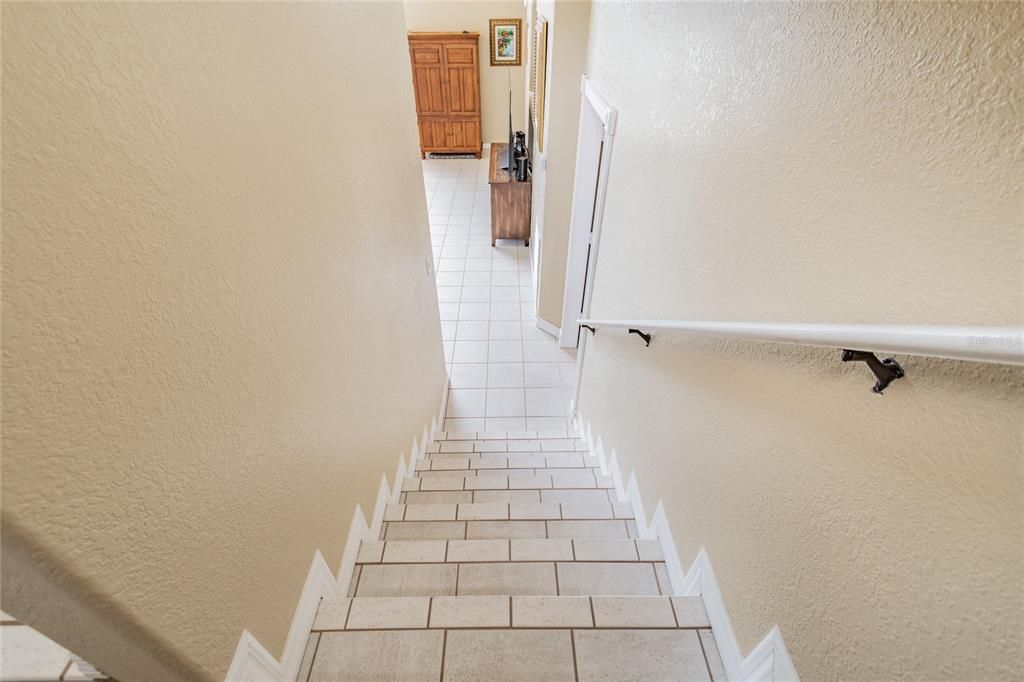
[413,67,445,115]
[443,43,479,115]
[419,119,448,150]
[411,45,442,64]
[444,45,476,64]
[446,119,481,151]
[447,66,479,114]
[410,43,446,115]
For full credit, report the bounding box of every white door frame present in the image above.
[559,75,617,349]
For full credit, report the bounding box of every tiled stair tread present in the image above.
[313,596,710,630]
[417,468,605,479]
[430,440,589,453]
[383,502,634,521]
[403,473,615,491]
[403,491,616,504]
[415,456,600,471]
[353,562,670,597]
[304,628,718,681]
[356,539,664,564]
[420,489,616,504]
[382,519,641,541]
[435,429,578,441]
[424,450,593,459]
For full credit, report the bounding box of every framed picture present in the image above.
[489,18,522,66]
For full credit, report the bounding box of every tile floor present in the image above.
[422,155,578,433]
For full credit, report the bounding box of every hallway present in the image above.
[423,155,578,433]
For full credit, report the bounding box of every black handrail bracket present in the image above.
[841,349,905,393]
[628,329,652,347]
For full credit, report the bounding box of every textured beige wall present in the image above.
[532,0,590,329]
[403,0,526,142]
[578,2,1023,680]
[2,3,444,680]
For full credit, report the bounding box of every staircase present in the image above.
[297,429,727,680]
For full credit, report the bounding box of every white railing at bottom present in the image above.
[570,319,1023,406]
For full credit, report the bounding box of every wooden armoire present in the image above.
[408,32,482,158]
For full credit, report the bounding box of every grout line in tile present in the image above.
[570,629,580,682]
[652,561,665,595]
[352,566,364,597]
[439,629,448,682]
[305,632,321,682]
[588,596,596,628]
[696,627,715,681]
[668,594,680,628]
[343,596,354,629]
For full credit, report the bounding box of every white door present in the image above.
[559,78,616,349]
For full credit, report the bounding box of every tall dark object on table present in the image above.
[489,138,531,247]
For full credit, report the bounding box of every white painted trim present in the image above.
[559,75,617,350]
[574,319,1024,367]
[568,77,618,418]
[278,552,338,681]
[575,412,800,682]
[226,631,281,682]
[535,317,561,339]
[226,375,449,681]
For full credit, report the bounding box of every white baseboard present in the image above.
[226,373,449,682]
[576,413,799,682]
[535,317,560,339]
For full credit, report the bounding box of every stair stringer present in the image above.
[576,413,799,682]
[225,375,449,682]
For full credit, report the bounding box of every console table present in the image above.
[488,143,532,246]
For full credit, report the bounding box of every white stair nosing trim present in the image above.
[336,505,369,598]
[226,375,449,681]
[278,552,338,682]
[226,631,280,682]
[575,412,799,682]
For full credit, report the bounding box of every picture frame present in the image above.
[489,18,522,66]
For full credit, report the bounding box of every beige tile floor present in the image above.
[297,157,726,679]
[422,155,578,434]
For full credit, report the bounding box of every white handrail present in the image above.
[576,319,1024,365]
